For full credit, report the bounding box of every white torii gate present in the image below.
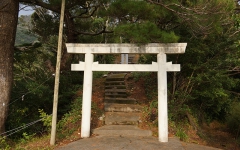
[66,43,187,142]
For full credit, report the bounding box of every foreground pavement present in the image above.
[56,135,221,150]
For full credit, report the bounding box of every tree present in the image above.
[0,0,19,134]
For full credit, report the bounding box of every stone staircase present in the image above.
[104,73,141,125]
[93,73,152,136]
[128,54,135,64]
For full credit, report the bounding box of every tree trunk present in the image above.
[60,11,76,70]
[0,0,18,134]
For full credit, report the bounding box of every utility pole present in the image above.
[50,0,66,145]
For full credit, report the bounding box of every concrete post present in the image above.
[121,54,128,64]
[81,52,93,138]
[157,53,168,142]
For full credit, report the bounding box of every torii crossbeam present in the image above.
[66,43,187,142]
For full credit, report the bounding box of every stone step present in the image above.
[105,93,127,98]
[128,57,134,64]
[108,73,127,77]
[104,112,141,125]
[105,85,126,89]
[92,125,152,137]
[106,73,127,80]
[110,72,130,74]
[106,78,125,81]
[105,81,125,85]
[104,103,142,112]
[104,98,136,104]
[105,89,126,93]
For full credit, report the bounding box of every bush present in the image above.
[39,109,52,131]
[176,128,188,141]
[0,137,11,150]
[226,102,240,138]
[142,100,158,127]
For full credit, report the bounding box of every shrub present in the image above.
[0,137,11,150]
[226,102,240,138]
[176,128,188,141]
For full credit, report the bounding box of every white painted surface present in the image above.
[157,53,168,142]
[71,62,180,72]
[81,53,93,138]
[66,43,187,54]
[121,54,128,64]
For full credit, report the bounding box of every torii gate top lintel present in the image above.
[66,43,187,54]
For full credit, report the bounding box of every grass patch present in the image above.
[176,128,188,142]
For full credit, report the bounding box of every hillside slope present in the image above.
[15,15,37,45]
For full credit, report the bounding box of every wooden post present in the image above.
[50,0,65,145]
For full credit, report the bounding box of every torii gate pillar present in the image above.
[81,53,93,137]
[157,52,168,142]
[67,43,187,142]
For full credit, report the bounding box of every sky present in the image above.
[19,5,34,16]
[19,10,34,16]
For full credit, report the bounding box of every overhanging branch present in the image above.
[19,0,60,13]
[73,26,113,36]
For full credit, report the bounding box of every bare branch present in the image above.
[229,30,240,37]
[228,90,240,96]
[72,26,113,36]
[19,0,61,13]
[71,6,98,19]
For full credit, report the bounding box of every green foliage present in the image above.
[226,102,240,138]
[57,97,82,139]
[7,43,54,138]
[168,104,191,124]
[15,26,38,45]
[106,0,158,21]
[31,9,59,41]
[8,37,83,139]
[132,72,150,82]
[0,137,11,150]
[38,109,52,131]
[95,54,115,64]
[93,71,107,79]
[114,21,179,43]
[165,0,240,123]
[20,132,35,144]
[144,73,158,100]
[15,15,37,46]
[170,33,240,122]
[138,54,157,64]
[176,128,188,141]
[91,102,105,128]
[143,100,158,127]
